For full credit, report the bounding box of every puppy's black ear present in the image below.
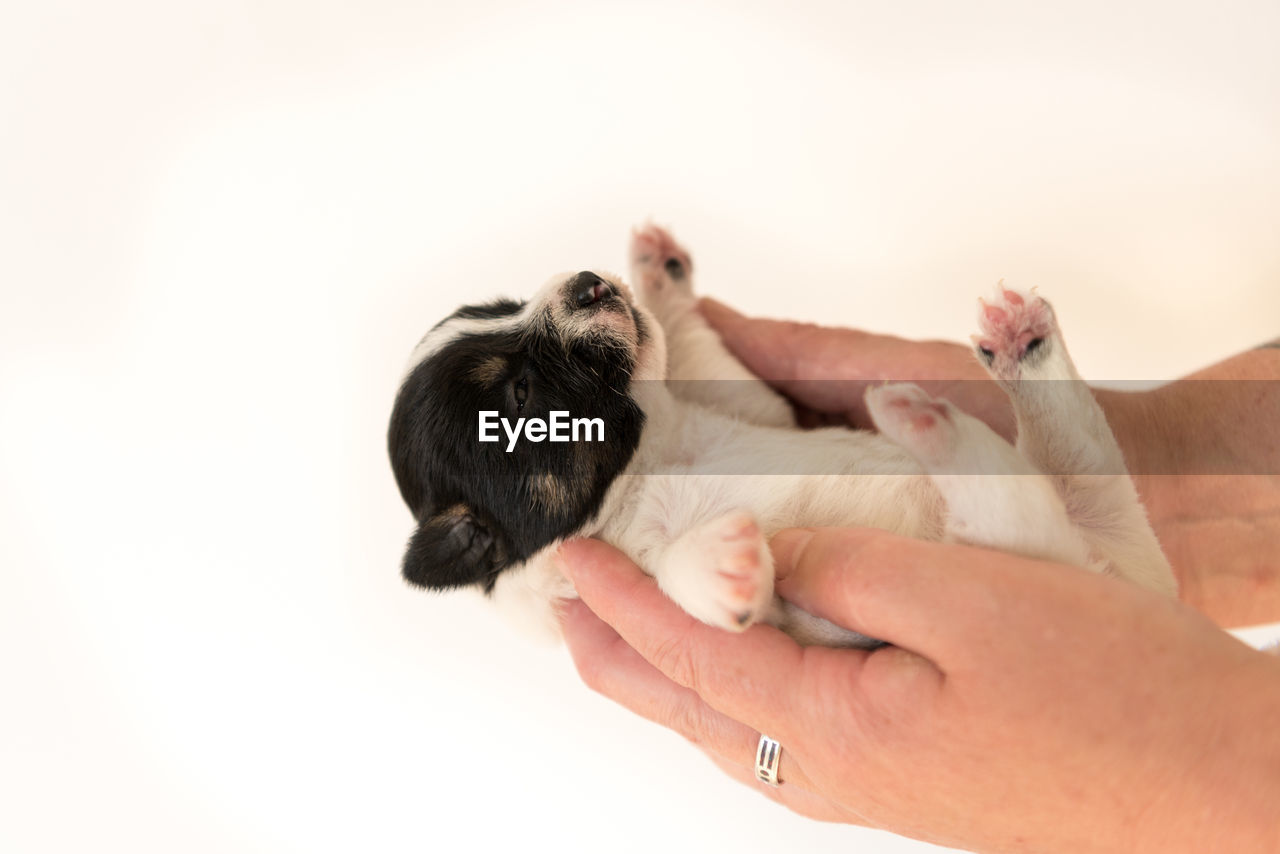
[402,504,508,591]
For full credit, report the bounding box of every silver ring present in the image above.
[755,734,782,787]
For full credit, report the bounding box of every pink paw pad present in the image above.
[974,285,1054,369]
[885,393,952,431]
[712,516,764,624]
[865,384,958,465]
[629,223,693,291]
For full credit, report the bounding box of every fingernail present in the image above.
[769,528,816,580]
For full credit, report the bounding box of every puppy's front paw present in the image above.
[659,512,773,632]
[973,285,1059,381]
[629,222,695,306]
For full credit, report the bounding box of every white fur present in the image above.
[484,226,1176,646]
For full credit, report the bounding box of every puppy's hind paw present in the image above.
[629,222,694,305]
[973,284,1059,381]
[865,383,960,469]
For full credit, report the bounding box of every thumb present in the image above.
[770,527,1019,665]
[699,298,886,414]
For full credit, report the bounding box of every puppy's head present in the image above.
[388,270,657,593]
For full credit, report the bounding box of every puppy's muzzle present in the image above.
[566,271,618,311]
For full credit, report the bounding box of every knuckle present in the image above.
[664,696,712,748]
[649,635,701,693]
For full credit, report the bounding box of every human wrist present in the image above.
[1153,652,1280,853]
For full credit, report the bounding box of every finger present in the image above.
[699,298,1014,439]
[770,527,1051,667]
[699,298,890,413]
[703,752,873,825]
[560,597,821,786]
[557,538,826,745]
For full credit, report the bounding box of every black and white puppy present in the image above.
[388,224,1176,645]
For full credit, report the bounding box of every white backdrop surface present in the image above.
[2,2,1278,853]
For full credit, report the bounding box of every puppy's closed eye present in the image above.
[513,375,530,412]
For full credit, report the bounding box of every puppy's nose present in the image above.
[571,271,616,309]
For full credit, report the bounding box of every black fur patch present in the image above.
[389,299,645,593]
[433,298,525,328]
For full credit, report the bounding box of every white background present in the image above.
[2,2,1278,852]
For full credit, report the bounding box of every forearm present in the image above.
[1096,347,1280,478]
[1093,347,1280,625]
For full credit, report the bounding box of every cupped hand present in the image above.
[558,531,1280,854]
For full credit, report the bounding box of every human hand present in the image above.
[700,299,1280,627]
[558,530,1280,853]
[698,297,1016,440]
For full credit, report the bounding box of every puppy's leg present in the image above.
[648,510,776,632]
[629,224,795,427]
[867,383,1096,569]
[973,287,1176,594]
